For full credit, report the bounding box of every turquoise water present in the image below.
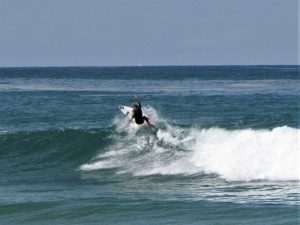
[0,66,299,224]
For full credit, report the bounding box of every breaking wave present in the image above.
[80,107,300,182]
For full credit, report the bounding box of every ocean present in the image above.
[0,66,299,224]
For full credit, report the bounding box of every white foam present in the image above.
[135,126,300,181]
[189,126,300,181]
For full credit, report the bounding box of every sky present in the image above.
[0,0,297,67]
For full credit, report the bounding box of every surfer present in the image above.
[130,98,153,127]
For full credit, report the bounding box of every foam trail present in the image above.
[80,160,118,170]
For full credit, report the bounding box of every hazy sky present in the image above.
[0,0,297,66]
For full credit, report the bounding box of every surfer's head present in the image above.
[133,103,139,109]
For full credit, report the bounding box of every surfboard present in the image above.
[119,105,148,125]
[119,105,134,120]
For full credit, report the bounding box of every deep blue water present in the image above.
[0,66,299,224]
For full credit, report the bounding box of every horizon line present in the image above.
[0,64,299,68]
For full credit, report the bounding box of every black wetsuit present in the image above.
[132,102,144,124]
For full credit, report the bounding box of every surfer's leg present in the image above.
[143,116,154,127]
[143,116,149,124]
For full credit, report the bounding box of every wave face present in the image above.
[80,108,300,182]
[0,128,113,184]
